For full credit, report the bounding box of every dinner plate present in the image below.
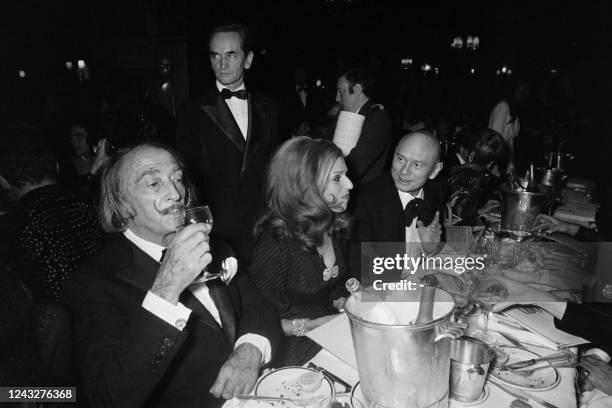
[450,384,489,406]
[489,347,560,391]
[255,366,334,407]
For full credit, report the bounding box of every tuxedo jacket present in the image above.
[349,174,447,276]
[345,100,392,185]
[279,85,325,141]
[176,87,280,262]
[62,233,280,408]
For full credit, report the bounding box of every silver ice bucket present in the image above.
[345,287,466,408]
[500,183,549,232]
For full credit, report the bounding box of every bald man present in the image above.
[350,132,447,273]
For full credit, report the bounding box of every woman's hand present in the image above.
[281,315,340,336]
[534,214,579,236]
[90,138,111,175]
[580,354,612,395]
[333,297,347,311]
[307,315,339,331]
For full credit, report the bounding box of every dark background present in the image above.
[2,0,611,179]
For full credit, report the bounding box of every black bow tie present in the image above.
[160,248,167,263]
[404,198,423,227]
[220,88,248,100]
[297,86,307,93]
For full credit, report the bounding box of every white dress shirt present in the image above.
[398,189,424,259]
[217,81,248,139]
[124,229,270,362]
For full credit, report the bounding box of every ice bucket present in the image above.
[345,286,465,408]
[535,167,567,197]
[500,183,549,232]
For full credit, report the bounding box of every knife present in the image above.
[307,363,353,392]
[502,351,573,370]
[490,381,559,408]
[497,331,528,349]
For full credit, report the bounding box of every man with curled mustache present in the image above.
[62,142,280,407]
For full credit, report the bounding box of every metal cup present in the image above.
[450,337,494,402]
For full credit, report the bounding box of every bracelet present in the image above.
[292,319,307,336]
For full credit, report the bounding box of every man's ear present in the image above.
[244,51,254,70]
[468,151,475,163]
[429,162,443,180]
[353,83,363,95]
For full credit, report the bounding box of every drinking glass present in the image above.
[184,206,221,284]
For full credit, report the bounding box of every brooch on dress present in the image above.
[323,265,339,281]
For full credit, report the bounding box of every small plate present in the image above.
[489,347,560,391]
[255,366,334,407]
[450,384,489,406]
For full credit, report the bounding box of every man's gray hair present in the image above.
[98,142,196,232]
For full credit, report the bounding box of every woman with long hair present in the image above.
[249,136,353,366]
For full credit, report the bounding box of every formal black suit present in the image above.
[349,174,447,276]
[344,100,392,185]
[62,233,280,408]
[176,87,280,263]
[279,85,325,141]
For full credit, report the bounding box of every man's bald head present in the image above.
[391,131,443,194]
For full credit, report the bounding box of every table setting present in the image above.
[221,171,599,408]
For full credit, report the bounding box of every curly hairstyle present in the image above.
[472,129,509,170]
[99,142,196,232]
[254,137,351,251]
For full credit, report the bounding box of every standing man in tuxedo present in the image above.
[334,67,392,185]
[62,143,280,408]
[177,23,280,264]
[279,66,325,140]
[350,131,446,274]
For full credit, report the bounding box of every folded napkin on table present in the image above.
[306,314,357,368]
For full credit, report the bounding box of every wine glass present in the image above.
[184,206,220,284]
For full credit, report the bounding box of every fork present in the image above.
[516,305,543,314]
[237,394,332,406]
[509,361,577,376]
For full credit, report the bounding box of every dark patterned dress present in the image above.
[249,230,348,366]
[2,185,103,300]
[447,166,498,220]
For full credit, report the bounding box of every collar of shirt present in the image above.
[397,188,424,209]
[216,80,246,94]
[123,229,166,262]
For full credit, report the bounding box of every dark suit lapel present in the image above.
[242,94,264,173]
[179,289,224,334]
[374,174,405,241]
[207,280,236,344]
[201,94,246,153]
[115,239,226,334]
[116,240,159,292]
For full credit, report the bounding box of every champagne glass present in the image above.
[184,206,221,284]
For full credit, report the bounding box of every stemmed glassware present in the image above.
[183,205,221,284]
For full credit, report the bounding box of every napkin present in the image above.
[306,314,357,368]
[502,307,589,350]
[333,111,365,156]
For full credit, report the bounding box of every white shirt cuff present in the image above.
[142,291,192,330]
[235,334,272,364]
